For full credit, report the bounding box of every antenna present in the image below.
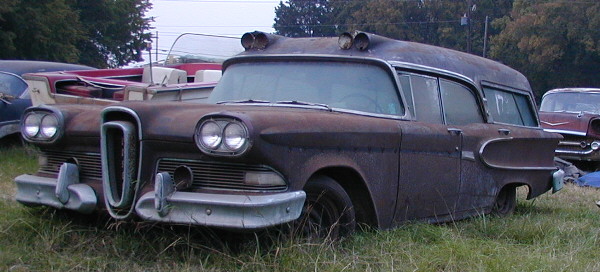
[147,41,154,85]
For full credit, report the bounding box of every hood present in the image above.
[116,101,402,148]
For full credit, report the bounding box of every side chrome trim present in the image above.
[479,137,556,171]
[543,128,587,136]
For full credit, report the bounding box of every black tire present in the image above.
[492,185,516,216]
[297,176,356,240]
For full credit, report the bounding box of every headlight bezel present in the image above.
[21,107,64,143]
[195,117,251,156]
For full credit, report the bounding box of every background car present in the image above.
[539,88,600,171]
[0,60,95,142]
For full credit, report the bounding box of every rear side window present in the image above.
[440,79,483,125]
[398,72,483,125]
[483,87,537,127]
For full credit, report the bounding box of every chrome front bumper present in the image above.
[135,190,306,229]
[15,172,98,213]
[15,163,306,229]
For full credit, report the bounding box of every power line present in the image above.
[153,0,600,3]
[154,0,280,3]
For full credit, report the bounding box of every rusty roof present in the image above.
[230,31,532,92]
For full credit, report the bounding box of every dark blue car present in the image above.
[0,60,95,141]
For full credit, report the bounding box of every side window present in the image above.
[398,75,414,117]
[483,87,537,127]
[410,75,443,124]
[440,79,483,125]
[0,72,28,97]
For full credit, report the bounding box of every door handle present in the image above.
[447,128,463,135]
[498,129,511,135]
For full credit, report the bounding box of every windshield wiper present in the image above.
[274,100,332,111]
[216,99,271,104]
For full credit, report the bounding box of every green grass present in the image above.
[1,145,599,271]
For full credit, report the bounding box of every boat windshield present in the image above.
[208,61,404,116]
[165,34,243,64]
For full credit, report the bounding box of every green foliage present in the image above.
[274,0,513,56]
[274,0,600,97]
[490,0,600,97]
[0,0,152,68]
[74,0,153,68]
[274,0,337,37]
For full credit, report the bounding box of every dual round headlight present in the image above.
[195,119,250,155]
[22,111,61,142]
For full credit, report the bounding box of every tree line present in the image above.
[0,0,152,68]
[274,0,600,99]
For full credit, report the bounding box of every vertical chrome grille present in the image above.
[101,107,141,220]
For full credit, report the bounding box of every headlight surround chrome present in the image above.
[21,109,63,143]
[195,118,250,156]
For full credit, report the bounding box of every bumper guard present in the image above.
[14,163,97,213]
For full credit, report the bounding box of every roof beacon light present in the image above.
[338,32,354,50]
[241,31,271,50]
[354,32,371,51]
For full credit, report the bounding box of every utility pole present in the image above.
[466,0,472,53]
[155,31,159,63]
[483,16,489,58]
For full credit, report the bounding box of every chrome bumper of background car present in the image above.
[14,163,97,214]
[0,120,19,139]
[135,190,306,229]
[555,140,600,157]
[555,148,595,156]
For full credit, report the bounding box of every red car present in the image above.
[540,88,600,170]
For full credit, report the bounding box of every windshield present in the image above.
[208,61,404,115]
[540,92,600,114]
[165,33,243,64]
[0,72,28,97]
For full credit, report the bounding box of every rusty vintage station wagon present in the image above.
[15,31,563,238]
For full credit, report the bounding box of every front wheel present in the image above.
[492,185,516,216]
[297,176,356,240]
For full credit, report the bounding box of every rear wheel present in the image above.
[297,176,356,240]
[492,185,516,216]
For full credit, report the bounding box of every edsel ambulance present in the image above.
[15,31,563,238]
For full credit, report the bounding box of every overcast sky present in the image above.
[147,0,279,61]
